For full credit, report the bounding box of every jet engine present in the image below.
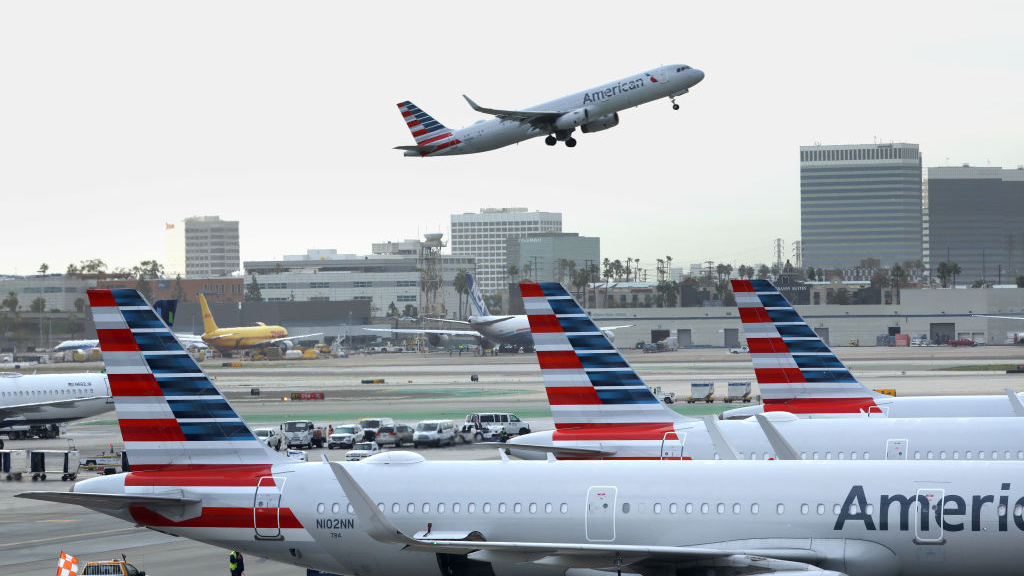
[425,334,451,348]
[580,113,619,133]
[553,108,592,131]
[601,329,617,343]
[278,340,294,351]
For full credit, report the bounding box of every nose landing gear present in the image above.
[671,97,680,110]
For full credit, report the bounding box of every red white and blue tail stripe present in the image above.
[731,279,882,414]
[521,282,688,429]
[88,289,285,470]
[397,101,460,155]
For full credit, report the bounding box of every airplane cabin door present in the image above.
[585,486,617,542]
[914,488,945,544]
[254,476,286,539]
[885,439,907,460]
[660,432,685,460]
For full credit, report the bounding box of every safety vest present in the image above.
[229,553,238,571]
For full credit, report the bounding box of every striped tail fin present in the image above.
[396,101,461,156]
[521,282,689,429]
[466,273,489,316]
[731,279,883,414]
[88,289,285,471]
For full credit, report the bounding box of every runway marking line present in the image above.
[0,526,136,548]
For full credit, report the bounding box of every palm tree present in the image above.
[506,265,519,285]
[950,262,962,287]
[890,264,904,305]
[453,269,469,319]
[756,264,770,280]
[936,261,950,288]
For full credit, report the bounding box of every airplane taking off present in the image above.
[395,64,704,156]
[367,273,630,351]
[507,281,1024,461]
[722,279,1024,420]
[198,293,322,354]
[18,288,1024,576]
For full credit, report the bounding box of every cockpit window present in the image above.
[676,66,690,72]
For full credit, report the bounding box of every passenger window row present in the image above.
[620,501,874,517]
[788,450,1024,460]
[315,501,570,515]
[2,388,92,397]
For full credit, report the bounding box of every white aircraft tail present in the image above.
[466,273,490,316]
[731,279,885,414]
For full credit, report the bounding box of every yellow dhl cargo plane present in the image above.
[198,293,322,354]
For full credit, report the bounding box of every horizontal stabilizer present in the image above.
[394,144,438,153]
[501,443,617,458]
[17,491,203,521]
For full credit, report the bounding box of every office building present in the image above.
[450,208,562,292]
[165,216,240,278]
[927,166,1024,285]
[800,143,923,269]
[506,233,599,284]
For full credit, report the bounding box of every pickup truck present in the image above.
[81,557,148,576]
[282,420,326,449]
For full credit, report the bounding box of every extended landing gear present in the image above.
[565,137,577,148]
[547,130,577,148]
[671,97,680,110]
[545,135,557,146]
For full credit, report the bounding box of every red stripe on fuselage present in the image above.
[95,329,140,352]
[552,423,677,440]
[120,419,185,442]
[738,307,772,323]
[764,397,879,414]
[546,386,601,405]
[537,350,582,369]
[527,314,563,333]
[108,373,163,396]
[754,368,806,383]
[125,464,274,485]
[129,506,302,529]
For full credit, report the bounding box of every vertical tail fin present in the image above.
[88,289,283,470]
[731,279,883,414]
[198,293,219,334]
[466,273,490,316]
[397,101,455,146]
[521,282,689,428]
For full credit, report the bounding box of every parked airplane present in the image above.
[20,288,1024,576]
[506,281,1024,461]
[368,273,630,351]
[721,279,1024,419]
[396,64,704,156]
[53,300,207,352]
[198,293,321,354]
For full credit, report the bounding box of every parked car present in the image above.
[358,417,394,441]
[327,424,363,449]
[413,419,456,447]
[728,345,750,354]
[253,427,285,451]
[375,424,414,447]
[950,338,978,347]
[82,557,148,576]
[463,412,531,442]
[346,441,381,461]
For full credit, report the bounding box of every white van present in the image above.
[464,413,531,441]
[413,420,456,448]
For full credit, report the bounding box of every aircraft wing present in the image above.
[324,457,826,572]
[501,442,617,458]
[203,332,240,340]
[463,95,564,129]
[267,332,324,344]
[364,328,481,337]
[423,317,473,326]
[0,396,109,419]
[597,324,635,331]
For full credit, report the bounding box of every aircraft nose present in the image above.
[691,68,705,84]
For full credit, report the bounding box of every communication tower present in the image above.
[419,233,446,318]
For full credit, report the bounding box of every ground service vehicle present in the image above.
[345,441,381,461]
[282,420,325,449]
[413,419,456,447]
[328,424,363,449]
[375,424,414,447]
[358,417,394,441]
[724,381,752,403]
[463,413,531,441]
[254,427,285,450]
[82,557,147,576]
[686,381,715,403]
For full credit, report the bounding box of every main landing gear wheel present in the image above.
[565,137,577,148]
[545,135,557,146]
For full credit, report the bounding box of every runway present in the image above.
[3,346,1024,575]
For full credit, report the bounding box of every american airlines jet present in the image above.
[395,64,704,156]
[721,279,1024,419]
[18,288,1024,576]
[507,282,1024,461]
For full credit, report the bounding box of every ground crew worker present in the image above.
[229,550,245,576]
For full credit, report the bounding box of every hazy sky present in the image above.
[3,1,1022,276]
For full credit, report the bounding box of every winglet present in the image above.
[754,415,802,460]
[322,455,419,546]
[701,415,739,460]
[1006,389,1024,416]
[463,94,483,112]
